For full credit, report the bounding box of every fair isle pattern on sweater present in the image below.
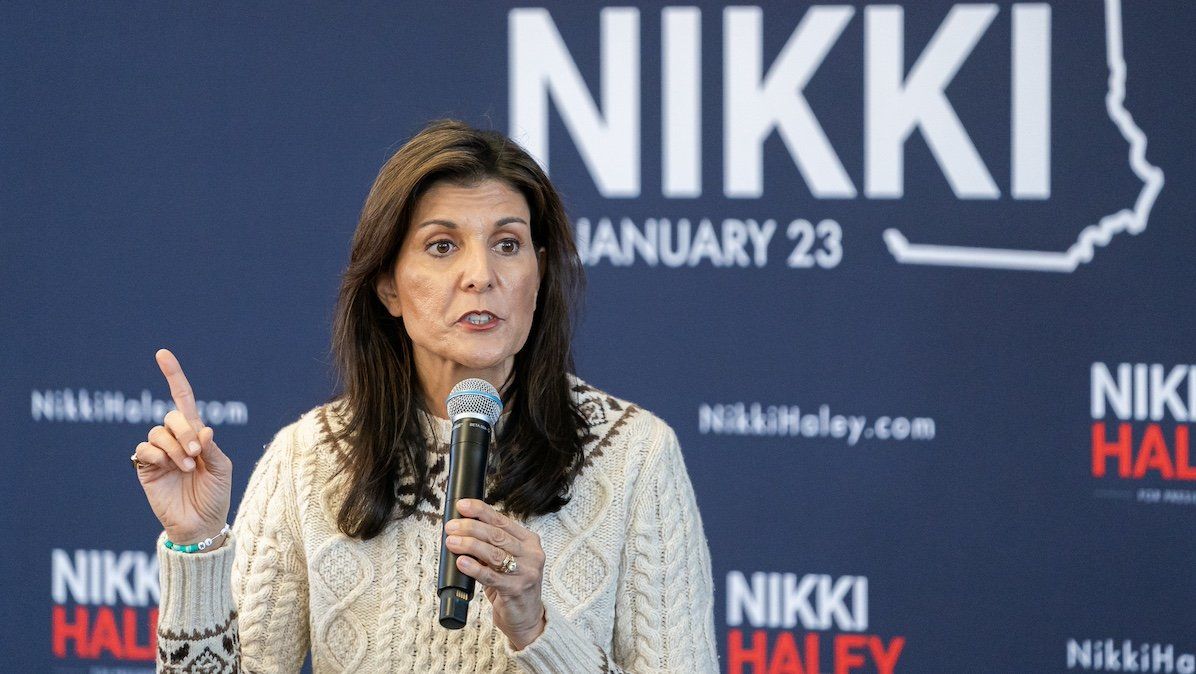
[155,378,719,673]
[156,609,239,673]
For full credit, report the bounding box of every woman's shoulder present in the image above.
[250,399,351,469]
[239,400,355,518]
[567,375,680,471]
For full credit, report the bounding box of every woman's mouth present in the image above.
[459,311,500,330]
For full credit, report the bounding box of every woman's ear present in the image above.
[537,246,547,281]
[374,273,403,318]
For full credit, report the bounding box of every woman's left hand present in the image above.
[445,498,547,649]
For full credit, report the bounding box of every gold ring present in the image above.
[131,453,150,470]
[499,554,518,575]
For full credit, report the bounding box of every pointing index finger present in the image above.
[155,348,203,431]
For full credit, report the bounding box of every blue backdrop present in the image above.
[5,1,1194,672]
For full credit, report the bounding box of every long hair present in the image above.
[330,119,587,539]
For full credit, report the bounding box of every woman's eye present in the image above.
[427,240,456,256]
[494,238,520,255]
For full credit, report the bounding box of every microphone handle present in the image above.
[437,416,491,629]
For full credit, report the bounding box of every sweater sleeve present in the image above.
[155,423,311,673]
[510,423,720,673]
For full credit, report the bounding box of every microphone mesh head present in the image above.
[445,378,502,425]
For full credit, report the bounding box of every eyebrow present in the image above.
[415,216,529,230]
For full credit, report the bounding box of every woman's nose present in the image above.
[459,245,496,291]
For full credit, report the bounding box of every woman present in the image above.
[133,120,718,672]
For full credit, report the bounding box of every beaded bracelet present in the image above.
[163,524,231,553]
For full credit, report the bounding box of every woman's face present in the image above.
[375,178,544,394]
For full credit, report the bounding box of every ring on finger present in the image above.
[499,554,518,575]
[130,453,151,470]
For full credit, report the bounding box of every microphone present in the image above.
[437,378,502,629]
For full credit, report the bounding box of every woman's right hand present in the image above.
[133,349,233,546]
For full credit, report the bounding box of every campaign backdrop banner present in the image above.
[4,1,1194,672]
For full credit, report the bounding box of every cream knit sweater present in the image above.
[155,380,719,673]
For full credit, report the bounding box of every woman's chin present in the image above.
[450,353,513,377]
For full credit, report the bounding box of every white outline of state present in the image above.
[884,0,1165,273]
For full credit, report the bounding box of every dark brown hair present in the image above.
[329,119,587,540]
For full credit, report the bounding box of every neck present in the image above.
[413,351,511,419]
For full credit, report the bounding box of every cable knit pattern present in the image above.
[155,377,719,673]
